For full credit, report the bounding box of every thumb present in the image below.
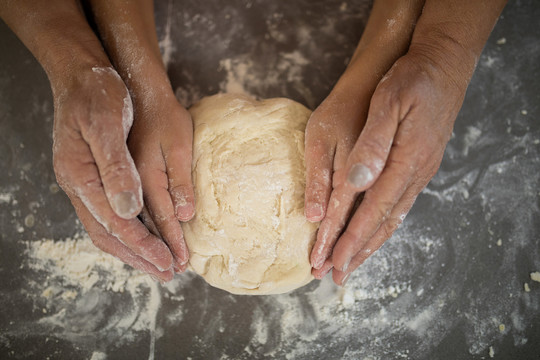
[83,95,143,219]
[343,86,401,192]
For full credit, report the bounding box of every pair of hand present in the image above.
[52,65,194,281]
[304,51,465,285]
[2,0,501,286]
[52,49,465,286]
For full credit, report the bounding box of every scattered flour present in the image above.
[28,235,144,293]
[22,233,162,358]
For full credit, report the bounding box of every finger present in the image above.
[141,197,188,274]
[141,165,190,268]
[79,89,143,219]
[310,184,358,270]
[69,193,174,281]
[139,206,160,238]
[332,153,416,272]
[341,84,405,192]
[57,138,174,271]
[304,115,335,222]
[331,186,419,286]
[163,113,195,222]
[312,258,333,280]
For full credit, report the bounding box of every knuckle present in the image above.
[381,219,400,240]
[154,213,178,227]
[85,115,124,144]
[364,192,393,223]
[100,159,132,183]
[306,140,333,163]
[357,135,390,167]
[341,229,359,246]
[308,168,332,189]
[373,82,402,114]
[413,150,443,180]
[386,156,415,178]
[82,175,104,192]
[169,183,194,197]
[52,157,69,185]
[166,144,193,165]
[376,204,393,224]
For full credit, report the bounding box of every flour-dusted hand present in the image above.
[85,0,196,274]
[52,67,175,280]
[307,0,508,285]
[304,0,426,283]
[311,53,463,285]
[128,98,194,273]
[0,0,176,281]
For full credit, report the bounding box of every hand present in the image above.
[52,66,175,281]
[77,0,195,274]
[128,90,194,274]
[306,51,467,285]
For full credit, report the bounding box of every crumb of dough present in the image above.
[524,283,530,292]
[489,346,495,358]
[530,272,540,283]
[498,324,505,332]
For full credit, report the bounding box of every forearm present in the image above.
[86,0,171,108]
[0,0,110,86]
[335,0,425,95]
[409,0,508,86]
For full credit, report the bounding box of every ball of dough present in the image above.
[183,93,319,295]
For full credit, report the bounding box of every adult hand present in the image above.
[306,51,467,285]
[52,66,175,281]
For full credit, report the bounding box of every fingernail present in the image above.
[341,273,351,286]
[341,257,351,272]
[306,203,324,222]
[347,163,373,189]
[177,203,195,222]
[112,191,139,219]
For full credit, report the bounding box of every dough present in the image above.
[183,93,319,295]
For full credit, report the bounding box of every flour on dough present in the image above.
[183,93,319,295]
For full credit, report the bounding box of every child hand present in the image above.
[128,90,194,274]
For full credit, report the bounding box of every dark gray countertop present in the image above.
[1,1,539,359]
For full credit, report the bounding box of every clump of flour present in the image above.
[28,234,143,293]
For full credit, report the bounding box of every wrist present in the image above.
[408,29,478,91]
[125,64,178,115]
[408,0,507,90]
[335,0,424,96]
[1,1,111,87]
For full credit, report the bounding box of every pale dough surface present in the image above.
[183,93,318,295]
